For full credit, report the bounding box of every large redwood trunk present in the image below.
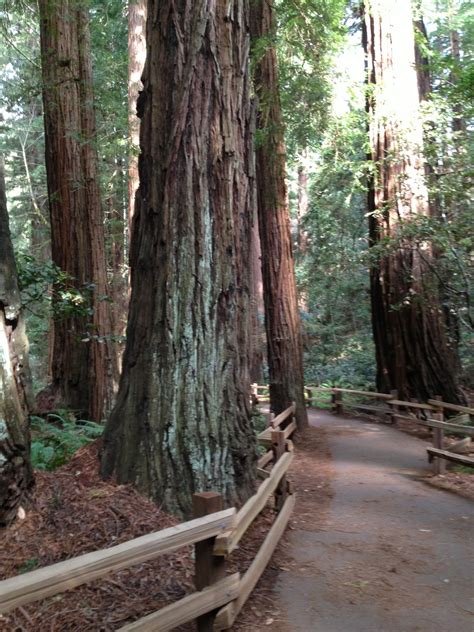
[0,158,34,527]
[38,0,111,420]
[250,0,308,428]
[101,0,257,516]
[363,0,464,403]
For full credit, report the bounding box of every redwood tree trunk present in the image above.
[0,158,34,527]
[38,0,111,421]
[250,0,308,428]
[363,0,464,404]
[101,0,257,516]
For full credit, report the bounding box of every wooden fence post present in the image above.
[388,389,399,424]
[271,430,288,511]
[267,412,275,428]
[306,387,313,407]
[193,492,226,632]
[432,396,445,475]
[251,383,258,406]
[331,389,343,415]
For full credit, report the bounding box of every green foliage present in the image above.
[15,250,126,387]
[304,331,375,389]
[15,253,89,387]
[251,408,268,434]
[294,108,374,389]
[18,558,39,574]
[89,0,129,257]
[276,0,347,156]
[1,0,129,388]
[30,412,103,471]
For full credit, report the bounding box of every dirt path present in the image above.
[271,410,474,632]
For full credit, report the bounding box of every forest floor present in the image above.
[1,409,473,631]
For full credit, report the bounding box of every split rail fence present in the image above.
[253,384,474,474]
[0,405,298,632]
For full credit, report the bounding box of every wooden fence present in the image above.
[0,405,298,631]
[253,384,474,473]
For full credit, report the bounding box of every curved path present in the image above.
[275,410,474,632]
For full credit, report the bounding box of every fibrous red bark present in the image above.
[38,0,111,420]
[101,0,257,516]
[250,0,308,428]
[363,0,464,403]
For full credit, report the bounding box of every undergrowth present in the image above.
[30,411,103,471]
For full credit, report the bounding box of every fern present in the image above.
[30,412,103,471]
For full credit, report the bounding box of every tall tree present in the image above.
[363,0,465,403]
[250,0,308,428]
[101,0,257,516]
[38,0,111,420]
[0,158,34,527]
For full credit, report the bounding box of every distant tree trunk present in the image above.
[250,0,308,428]
[363,0,465,404]
[101,0,257,517]
[105,181,127,394]
[248,101,265,385]
[249,205,265,384]
[0,158,34,527]
[297,149,309,256]
[38,0,111,421]
[449,29,465,134]
[127,0,146,238]
[296,149,309,312]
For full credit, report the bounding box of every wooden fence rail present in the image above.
[0,509,236,614]
[212,401,298,629]
[118,574,241,632]
[301,385,473,422]
[255,384,473,475]
[214,453,293,556]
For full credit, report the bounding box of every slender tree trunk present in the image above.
[248,101,265,385]
[363,0,464,404]
[297,149,309,256]
[0,158,34,527]
[127,0,147,239]
[38,0,111,421]
[250,0,308,428]
[77,6,112,417]
[414,19,431,102]
[101,0,257,517]
[249,204,265,384]
[449,29,465,134]
[296,149,309,312]
[105,182,127,394]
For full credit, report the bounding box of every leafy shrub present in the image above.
[30,411,103,471]
[303,332,376,391]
